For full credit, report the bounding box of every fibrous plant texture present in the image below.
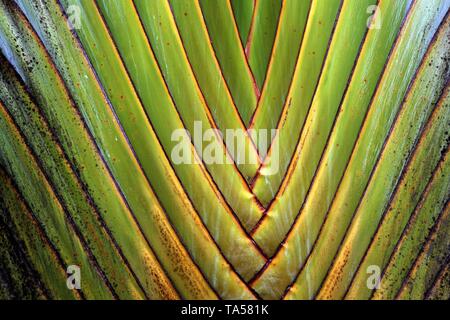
[0,0,449,300]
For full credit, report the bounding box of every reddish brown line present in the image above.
[370,149,449,300]
[250,0,344,234]
[80,0,222,299]
[315,7,447,299]
[424,254,450,300]
[165,1,263,194]
[394,200,450,300]
[0,205,51,299]
[249,0,344,194]
[225,0,261,100]
[0,88,120,300]
[251,2,372,262]
[0,170,85,300]
[172,0,263,174]
[247,0,312,128]
[130,0,267,259]
[343,86,449,299]
[7,1,164,299]
[95,0,263,297]
[242,0,260,97]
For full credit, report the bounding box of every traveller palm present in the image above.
[0,0,448,300]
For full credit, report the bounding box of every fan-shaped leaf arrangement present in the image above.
[0,0,448,300]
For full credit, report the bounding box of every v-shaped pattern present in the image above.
[1,0,448,300]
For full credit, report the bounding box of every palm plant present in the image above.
[0,0,448,300]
